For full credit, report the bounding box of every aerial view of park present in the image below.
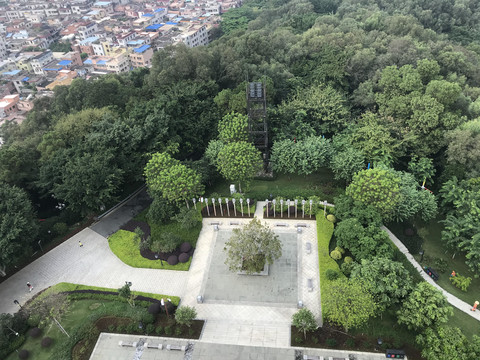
[1,0,480,359]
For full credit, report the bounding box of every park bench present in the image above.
[307,278,313,292]
[144,343,163,349]
[303,355,322,360]
[166,344,186,351]
[296,223,309,227]
[118,341,137,347]
[210,221,221,225]
[230,221,240,225]
[424,266,439,281]
[306,242,312,254]
[275,223,288,227]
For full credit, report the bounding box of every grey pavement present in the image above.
[382,225,480,321]
[90,333,388,360]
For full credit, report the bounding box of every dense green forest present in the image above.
[2,0,480,355]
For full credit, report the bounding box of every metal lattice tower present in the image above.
[247,81,268,157]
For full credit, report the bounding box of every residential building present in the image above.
[129,44,152,68]
[180,24,209,48]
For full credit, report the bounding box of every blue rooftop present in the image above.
[2,69,21,76]
[134,44,151,53]
[143,13,154,17]
[79,36,99,45]
[154,8,165,12]
[146,24,163,30]
[22,77,29,81]
[127,40,144,46]
[166,21,178,25]
[84,59,93,64]
[94,1,111,5]
[57,60,72,66]
[43,67,62,71]
[97,60,107,65]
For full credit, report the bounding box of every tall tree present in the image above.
[397,282,453,331]
[144,152,204,207]
[323,278,377,332]
[0,183,38,273]
[218,112,249,143]
[346,168,401,220]
[416,326,471,360]
[216,141,262,193]
[351,257,413,311]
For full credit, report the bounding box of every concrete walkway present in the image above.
[382,226,480,321]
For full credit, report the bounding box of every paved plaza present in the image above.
[202,230,298,304]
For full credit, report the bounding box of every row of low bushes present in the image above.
[316,212,345,319]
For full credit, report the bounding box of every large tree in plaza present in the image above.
[224,218,282,274]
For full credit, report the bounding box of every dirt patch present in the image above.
[140,246,194,261]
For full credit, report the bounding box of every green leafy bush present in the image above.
[107,325,115,332]
[327,214,336,223]
[433,257,448,273]
[450,274,472,291]
[335,246,345,254]
[164,326,172,335]
[325,269,340,280]
[312,336,319,344]
[126,323,137,333]
[155,326,163,335]
[330,249,342,260]
[345,338,355,347]
[151,232,182,253]
[344,256,353,264]
[295,336,303,344]
[116,325,125,333]
[171,207,202,230]
[175,327,182,336]
[175,306,197,327]
[148,198,178,223]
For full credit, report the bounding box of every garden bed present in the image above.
[201,203,255,218]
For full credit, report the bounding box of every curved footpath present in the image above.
[382,226,480,321]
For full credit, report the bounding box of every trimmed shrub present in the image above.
[341,262,354,276]
[27,314,41,328]
[434,257,448,273]
[107,325,115,332]
[450,274,472,291]
[171,208,202,230]
[155,326,163,335]
[18,349,29,359]
[164,326,172,335]
[148,303,161,315]
[180,242,192,253]
[116,325,125,333]
[41,337,53,348]
[29,327,41,338]
[148,198,177,223]
[175,327,182,336]
[53,222,68,236]
[178,253,189,263]
[167,255,179,265]
[344,256,353,264]
[146,323,155,334]
[335,246,345,254]
[326,214,336,223]
[152,232,182,253]
[325,269,340,280]
[295,336,303,344]
[326,338,337,347]
[126,323,137,334]
[312,336,319,344]
[345,338,355,348]
[330,249,342,260]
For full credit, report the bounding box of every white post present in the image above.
[205,198,209,216]
[265,199,269,218]
[240,198,243,217]
[247,198,250,217]
[294,199,298,218]
[226,198,230,216]
[280,200,283,218]
[218,198,223,216]
[233,198,236,216]
[309,200,313,219]
[302,199,305,218]
[287,200,290,218]
[273,199,276,218]
[212,198,216,216]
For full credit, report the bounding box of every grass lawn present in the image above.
[449,307,480,339]
[206,170,344,202]
[108,230,192,270]
[6,283,181,360]
[400,218,480,307]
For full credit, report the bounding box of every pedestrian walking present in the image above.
[471,301,479,311]
[78,241,83,247]
[27,282,33,292]
[451,270,456,277]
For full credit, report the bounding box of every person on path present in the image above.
[78,241,83,247]
[451,270,456,277]
[27,282,33,292]
[472,301,479,311]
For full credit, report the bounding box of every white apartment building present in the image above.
[31,50,53,75]
[181,24,209,48]
[78,23,99,41]
[0,36,7,60]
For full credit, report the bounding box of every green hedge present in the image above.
[108,230,192,270]
[317,212,345,319]
[37,282,180,305]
